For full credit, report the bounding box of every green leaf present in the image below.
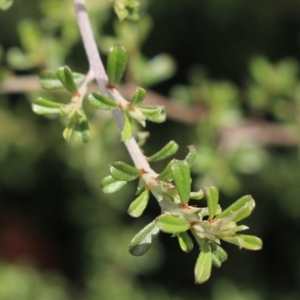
[138,105,166,123]
[128,189,149,218]
[110,161,140,181]
[195,242,212,284]
[148,141,179,162]
[215,195,255,222]
[210,243,228,268]
[157,159,174,180]
[205,186,219,220]
[0,0,13,10]
[177,231,194,253]
[129,220,160,256]
[56,66,79,94]
[88,92,117,110]
[156,214,190,234]
[122,113,133,142]
[40,70,85,90]
[101,175,127,194]
[32,98,65,115]
[64,110,90,143]
[184,145,198,167]
[190,189,204,200]
[223,235,262,250]
[107,44,127,86]
[172,160,191,204]
[131,87,147,105]
[127,106,146,127]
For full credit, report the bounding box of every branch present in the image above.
[72,0,154,174]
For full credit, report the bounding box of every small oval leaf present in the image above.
[148,140,179,162]
[215,195,255,222]
[128,189,150,218]
[129,220,160,256]
[172,160,191,204]
[223,235,262,250]
[205,186,219,220]
[56,66,79,94]
[122,113,133,142]
[138,105,166,123]
[101,175,127,194]
[178,231,194,253]
[88,92,117,110]
[40,70,85,90]
[194,242,212,284]
[110,161,140,181]
[107,44,127,86]
[32,98,65,115]
[184,145,198,167]
[210,243,228,268]
[131,87,147,105]
[190,189,204,200]
[156,214,190,234]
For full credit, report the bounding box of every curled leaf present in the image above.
[205,186,219,220]
[128,189,149,218]
[110,161,140,181]
[148,140,179,162]
[88,92,117,110]
[32,98,65,115]
[56,66,79,94]
[156,214,190,234]
[194,242,212,284]
[178,231,194,253]
[131,87,146,105]
[101,175,127,194]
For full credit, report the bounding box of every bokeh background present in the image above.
[1,0,300,299]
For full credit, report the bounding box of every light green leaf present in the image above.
[71,111,90,143]
[205,186,219,220]
[223,235,262,250]
[138,105,166,123]
[157,159,174,180]
[131,87,147,105]
[129,220,160,256]
[190,189,204,200]
[56,66,79,94]
[172,160,191,204]
[127,106,146,127]
[184,145,198,167]
[210,243,228,268]
[122,113,133,142]
[147,141,179,162]
[178,231,194,253]
[215,195,255,222]
[194,242,212,284]
[107,44,127,86]
[88,92,117,110]
[0,0,13,10]
[128,189,149,218]
[32,98,65,115]
[101,175,127,194]
[40,70,85,90]
[156,214,190,234]
[110,161,140,181]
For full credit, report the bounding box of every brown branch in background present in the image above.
[1,75,299,148]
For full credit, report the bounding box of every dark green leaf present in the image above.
[194,242,212,284]
[121,113,133,142]
[129,220,160,256]
[40,70,85,90]
[205,186,219,220]
[178,231,194,253]
[215,195,255,222]
[156,214,190,234]
[110,161,140,181]
[56,66,79,94]
[148,141,179,162]
[172,160,191,204]
[128,189,149,218]
[210,243,228,268]
[32,98,65,115]
[131,87,147,105]
[107,44,127,86]
[101,175,127,194]
[88,92,117,110]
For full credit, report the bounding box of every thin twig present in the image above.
[72,0,154,174]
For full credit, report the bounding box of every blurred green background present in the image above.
[1,0,300,299]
